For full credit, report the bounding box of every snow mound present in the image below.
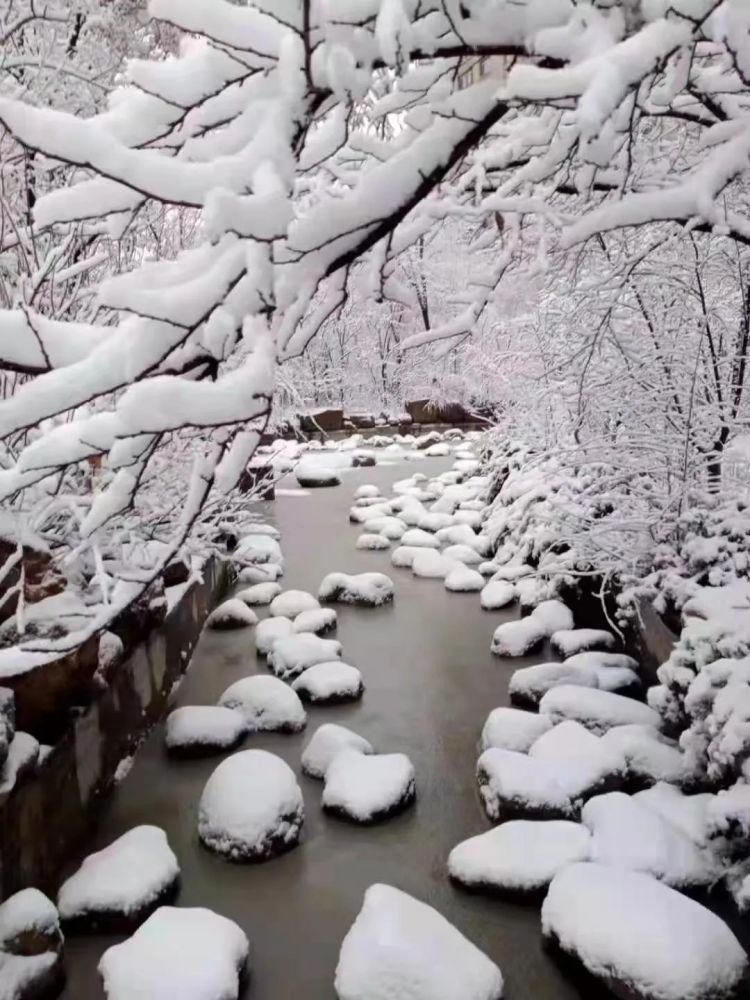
[267,634,342,680]
[58,826,179,928]
[0,888,62,1000]
[601,724,686,784]
[269,589,320,619]
[218,675,306,733]
[417,512,455,532]
[542,863,747,1000]
[530,600,574,636]
[296,464,340,488]
[335,884,503,1000]
[564,650,639,672]
[437,524,482,549]
[442,544,483,566]
[491,618,546,657]
[477,739,623,822]
[236,534,283,566]
[412,550,459,579]
[294,607,338,635]
[449,820,591,895]
[362,516,406,540]
[509,662,600,707]
[480,580,516,610]
[550,629,616,657]
[391,545,422,568]
[198,750,303,861]
[99,906,249,1000]
[581,792,717,889]
[292,662,364,704]
[238,564,282,585]
[539,685,660,734]
[323,750,415,823]
[236,582,281,606]
[206,599,257,631]
[355,485,381,499]
[634,782,713,845]
[445,566,484,592]
[165,706,246,757]
[356,533,391,551]
[301,724,374,780]
[255,616,295,655]
[400,528,441,548]
[481,707,553,753]
[0,888,60,950]
[319,572,394,606]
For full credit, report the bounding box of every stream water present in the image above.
[59,457,589,999]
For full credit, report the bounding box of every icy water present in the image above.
[59,457,587,1000]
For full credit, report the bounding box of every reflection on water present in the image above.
[59,458,583,1000]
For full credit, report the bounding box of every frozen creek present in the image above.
[55,457,689,999]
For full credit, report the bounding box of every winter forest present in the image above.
[3,2,750,999]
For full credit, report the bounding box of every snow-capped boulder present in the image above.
[356,533,391,550]
[449,820,591,897]
[218,676,306,733]
[424,442,450,457]
[237,564,282,585]
[542,863,747,1000]
[58,826,179,930]
[400,528,441,548]
[294,607,338,635]
[362,516,406,540]
[491,618,546,657]
[255,616,295,655]
[581,792,717,889]
[481,707,553,753]
[301,724,374,779]
[355,484,381,499]
[323,750,416,823]
[417,512,455,532]
[205,599,258,631]
[411,550,459,579]
[269,589,320,618]
[564,650,639,672]
[442,544,482,566]
[296,464,340,488]
[235,533,283,566]
[477,741,623,823]
[550,628,616,657]
[198,750,303,861]
[267,633,342,680]
[0,889,63,1000]
[319,572,394,606]
[391,545,422,568]
[602,725,686,785]
[335,884,503,1000]
[99,906,249,1000]
[165,706,247,757]
[236,582,281,606]
[445,566,484,592]
[634,783,713,846]
[530,600,574,636]
[480,580,516,610]
[509,662,600,708]
[539,685,661,734]
[0,732,39,796]
[292,662,364,704]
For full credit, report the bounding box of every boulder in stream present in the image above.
[323,750,415,823]
[292,662,364,704]
[267,633,342,681]
[269,589,320,618]
[205,599,258,631]
[165,706,247,757]
[0,888,64,1000]
[218,675,306,733]
[319,572,395,607]
[301,724,374,779]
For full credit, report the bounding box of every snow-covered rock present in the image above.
[267,633,342,680]
[236,582,281,606]
[480,580,516,610]
[0,732,39,796]
[449,820,591,896]
[0,889,63,1000]
[301,724,374,779]
[491,618,546,657]
[294,607,338,635]
[601,724,687,784]
[205,599,258,631]
[356,533,391,550]
[400,528,441,548]
[362,516,406,540]
[254,616,295,655]
[634,782,713,846]
[480,707,553,753]
[99,906,249,1000]
[335,884,503,1000]
[292,662,364,704]
[436,524,483,549]
[564,650,639,672]
[442,544,483,566]
[165,706,247,757]
[445,566,484,592]
[550,628,616,657]
[391,545,422,568]
[235,533,283,566]
[198,750,303,861]
[509,662,600,707]
[530,600,574,636]
[412,550,459,579]
[296,464,340,488]
[269,589,320,618]
[539,685,661,734]
[323,750,415,823]
[319,572,394,606]
[58,826,179,929]
[424,442,450,457]
[218,676,306,733]
[542,863,747,1000]
[355,485,381,499]
[237,564,283,585]
[417,512,455,532]
[581,792,717,889]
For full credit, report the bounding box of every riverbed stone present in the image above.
[292,662,364,705]
[0,888,64,1000]
[165,706,247,757]
[323,750,415,824]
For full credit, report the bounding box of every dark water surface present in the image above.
[60,457,582,1000]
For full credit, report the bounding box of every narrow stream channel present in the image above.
[60,456,585,999]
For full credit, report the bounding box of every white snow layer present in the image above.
[254,616,295,655]
[267,633,342,680]
[550,629,616,657]
[323,750,415,822]
[541,863,747,1000]
[334,884,503,1000]
[301,724,374,780]
[269,589,320,618]
[481,707,553,753]
[99,906,249,1000]
[445,566,485,592]
[319,572,394,606]
[205,599,258,630]
[491,618,546,657]
[480,581,517,610]
[58,826,179,920]
[236,582,281,606]
[294,607,338,634]
[292,661,364,703]
[539,685,661,733]
[218,675,306,732]
[165,706,246,753]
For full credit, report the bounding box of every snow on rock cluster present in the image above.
[0,888,64,1000]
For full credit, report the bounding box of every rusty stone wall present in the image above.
[0,559,230,898]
